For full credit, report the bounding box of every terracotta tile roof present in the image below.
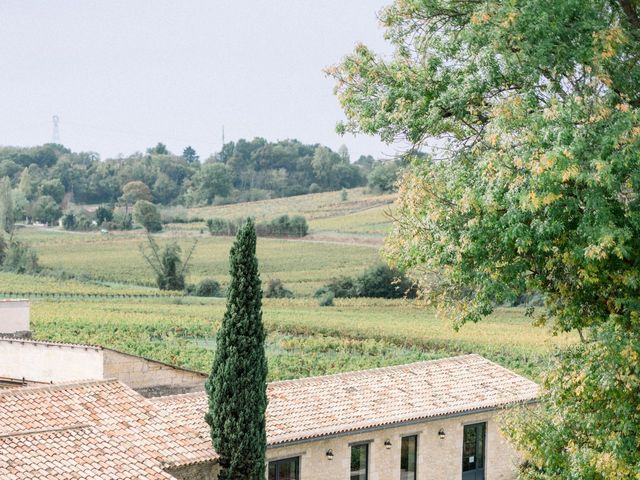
[154,354,538,445]
[0,426,174,479]
[0,379,217,478]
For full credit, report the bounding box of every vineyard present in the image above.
[30,297,575,380]
[0,272,181,298]
[4,189,572,383]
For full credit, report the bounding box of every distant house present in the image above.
[0,354,537,479]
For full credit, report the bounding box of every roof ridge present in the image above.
[154,355,487,401]
[150,390,205,402]
[0,335,103,350]
[0,378,120,397]
[0,424,92,439]
[267,354,484,387]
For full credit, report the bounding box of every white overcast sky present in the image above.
[0,1,396,160]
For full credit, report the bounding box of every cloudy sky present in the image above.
[0,1,395,160]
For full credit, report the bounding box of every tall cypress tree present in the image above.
[205,219,268,480]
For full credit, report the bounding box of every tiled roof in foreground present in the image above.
[0,379,216,479]
[0,426,174,479]
[154,354,539,446]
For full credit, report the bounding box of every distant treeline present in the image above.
[0,140,405,213]
[207,215,309,238]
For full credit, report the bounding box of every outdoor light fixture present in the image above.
[326,449,334,460]
[384,439,392,449]
[438,428,446,440]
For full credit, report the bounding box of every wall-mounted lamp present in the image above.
[326,449,334,460]
[438,428,446,440]
[384,439,392,450]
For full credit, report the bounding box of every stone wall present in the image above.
[0,300,30,335]
[263,409,519,480]
[103,349,205,396]
[0,338,103,382]
[165,462,218,480]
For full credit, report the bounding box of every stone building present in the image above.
[0,354,536,479]
[159,354,538,480]
[0,336,206,396]
[0,353,538,479]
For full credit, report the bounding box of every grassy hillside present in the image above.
[12,188,395,296]
[16,229,379,296]
[181,187,396,239]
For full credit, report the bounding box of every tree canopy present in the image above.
[331,0,640,334]
[331,0,640,477]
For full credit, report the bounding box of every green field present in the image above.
[10,188,398,296]
[31,297,574,380]
[16,229,379,295]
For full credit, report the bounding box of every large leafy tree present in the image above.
[331,0,640,477]
[205,219,268,480]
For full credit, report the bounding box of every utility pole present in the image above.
[52,115,60,144]
[220,125,225,162]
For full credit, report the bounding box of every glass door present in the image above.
[462,423,485,480]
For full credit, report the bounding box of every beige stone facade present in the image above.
[102,349,205,396]
[270,410,516,480]
[197,409,518,480]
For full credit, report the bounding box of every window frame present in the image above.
[400,434,418,480]
[349,441,370,480]
[461,421,487,477]
[268,455,300,480]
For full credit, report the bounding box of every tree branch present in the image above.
[618,0,640,31]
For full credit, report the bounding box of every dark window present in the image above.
[350,443,369,480]
[401,435,417,480]
[462,423,486,480]
[268,456,299,480]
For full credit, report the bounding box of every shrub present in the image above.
[264,278,294,298]
[356,263,416,298]
[134,200,162,233]
[140,236,196,291]
[207,218,240,236]
[315,263,416,299]
[194,278,222,297]
[308,183,321,194]
[95,205,114,225]
[2,239,39,274]
[317,290,334,307]
[61,213,77,230]
[320,276,359,297]
[113,212,133,230]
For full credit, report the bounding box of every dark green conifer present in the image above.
[205,219,267,480]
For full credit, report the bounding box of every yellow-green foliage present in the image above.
[17,229,379,295]
[31,297,575,380]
